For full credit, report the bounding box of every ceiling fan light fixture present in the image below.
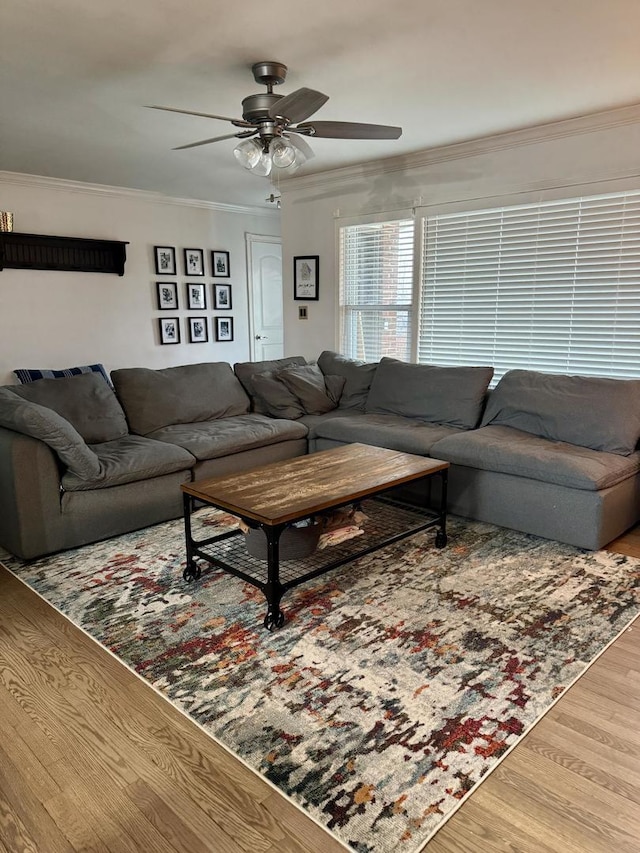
[233,138,262,170]
[270,137,296,168]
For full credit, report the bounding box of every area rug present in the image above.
[2,511,639,853]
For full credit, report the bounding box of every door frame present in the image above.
[245,233,283,362]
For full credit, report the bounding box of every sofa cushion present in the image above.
[431,425,640,491]
[480,369,640,455]
[9,372,129,443]
[147,414,308,461]
[13,362,112,388]
[111,362,250,435]
[278,364,345,415]
[312,412,461,455]
[252,373,306,419]
[234,356,307,413]
[0,387,101,480]
[62,435,195,491]
[365,358,493,429]
[317,351,378,411]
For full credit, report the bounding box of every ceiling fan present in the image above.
[147,60,402,177]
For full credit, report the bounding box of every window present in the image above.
[339,219,414,361]
[418,191,640,381]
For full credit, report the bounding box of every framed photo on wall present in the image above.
[188,317,208,343]
[187,282,207,310]
[184,248,205,276]
[212,250,230,277]
[214,283,232,310]
[159,317,180,345]
[156,281,178,310]
[293,255,319,300]
[215,316,234,341]
[154,245,176,275]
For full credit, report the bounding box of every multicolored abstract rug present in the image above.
[2,510,639,852]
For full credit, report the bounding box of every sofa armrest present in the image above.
[0,426,66,559]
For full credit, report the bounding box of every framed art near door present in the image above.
[159,317,180,345]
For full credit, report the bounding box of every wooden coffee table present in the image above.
[181,443,449,630]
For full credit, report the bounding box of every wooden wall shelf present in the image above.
[0,232,129,275]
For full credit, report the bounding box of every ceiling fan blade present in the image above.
[269,87,329,124]
[146,105,252,127]
[296,120,402,140]
[173,131,255,150]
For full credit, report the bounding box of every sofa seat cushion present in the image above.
[62,435,195,491]
[10,372,128,443]
[431,425,640,491]
[111,362,250,435]
[365,358,493,429]
[312,413,462,455]
[146,414,308,461]
[317,351,378,411]
[481,369,640,456]
[234,356,306,413]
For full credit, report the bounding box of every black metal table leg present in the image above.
[435,469,448,548]
[263,524,285,630]
[182,493,202,581]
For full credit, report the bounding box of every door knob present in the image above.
[255,335,269,340]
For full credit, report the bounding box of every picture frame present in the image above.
[188,316,208,343]
[154,245,176,276]
[156,281,178,310]
[215,316,234,341]
[214,283,232,310]
[184,247,205,276]
[293,255,319,300]
[211,250,230,278]
[187,282,207,310]
[158,317,180,345]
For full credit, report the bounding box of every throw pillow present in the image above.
[277,364,344,415]
[0,388,101,480]
[234,356,307,413]
[13,362,112,388]
[10,372,129,444]
[251,372,306,419]
[317,350,378,410]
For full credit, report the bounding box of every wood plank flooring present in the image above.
[0,527,638,853]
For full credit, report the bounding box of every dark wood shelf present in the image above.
[0,232,129,275]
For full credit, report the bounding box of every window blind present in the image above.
[339,219,414,361]
[419,191,640,381]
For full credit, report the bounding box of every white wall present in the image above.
[0,173,280,385]
[279,104,640,360]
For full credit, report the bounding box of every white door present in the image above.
[246,234,284,361]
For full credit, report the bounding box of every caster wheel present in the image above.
[264,610,285,631]
[183,562,202,582]
[435,530,448,549]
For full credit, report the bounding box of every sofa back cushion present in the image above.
[317,351,378,410]
[111,362,249,435]
[0,387,101,480]
[234,356,306,413]
[10,372,128,443]
[480,369,640,455]
[365,358,493,429]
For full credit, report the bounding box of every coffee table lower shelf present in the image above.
[183,496,447,630]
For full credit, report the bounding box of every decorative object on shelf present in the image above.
[156,281,178,310]
[214,283,232,310]
[158,317,180,345]
[212,250,230,277]
[187,282,206,310]
[294,255,319,300]
[0,212,14,232]
[215,316,234,341]
[154,245,176,275]
[188,317,208,343]
[184,247,204,276]
[0,232,128,275]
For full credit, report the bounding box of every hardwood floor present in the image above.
[0,529,638,853]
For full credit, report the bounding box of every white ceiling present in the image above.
[3,0,640,208]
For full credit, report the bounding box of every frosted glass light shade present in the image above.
[233,138,262,169]
[270,137,296,168]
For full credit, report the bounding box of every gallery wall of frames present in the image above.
[153,245,234,346]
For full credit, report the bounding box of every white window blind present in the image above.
[419,191,640,381]
[339,219,414,361]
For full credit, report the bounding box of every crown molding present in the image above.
[0,171,278,218]
[281,102,640,194]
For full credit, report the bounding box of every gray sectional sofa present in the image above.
[1,351,639,559]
